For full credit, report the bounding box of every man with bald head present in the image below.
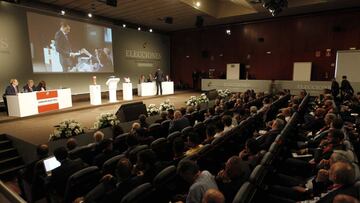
[317,161,358,203]
[202,189,225,203]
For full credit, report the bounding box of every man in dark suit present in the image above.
[3,79,19,115]
[258,118,285,150]
[4,79,19,95]
[154,68,164,95]
[169,110,190,133]
[340,75,354,100]
[49,147,87,197]
[23,80,35,93]
[55,22,74,72]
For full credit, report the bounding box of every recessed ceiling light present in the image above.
[226,29,231,35]
[138,27,141,31]
[196,1,201,7]
[149,29,153,32]
[122,24,126,28]
[88,13,93,18]
[60,10,65,15]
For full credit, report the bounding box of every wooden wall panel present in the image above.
[170,9,360,86]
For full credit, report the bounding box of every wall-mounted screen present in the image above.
[27,12,114,73]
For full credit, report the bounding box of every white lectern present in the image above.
[106,78,120,103]
[89,85,101,105]
[122,83,133,101]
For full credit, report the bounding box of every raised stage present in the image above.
[0,91,200,147]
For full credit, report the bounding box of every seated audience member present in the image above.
[66,138,78,151]
[49,147,87,197]
[222,115,234,134]
[249,106,258,116]
[155,111,168,123]
[133,149,163,184]
[180,107,187,116]
[333,194,360,203]
[84,158,137,203]
[233,99,243,110]
[202,125,216,145]
[281,107,292,122]
[257,118,285,150]
[214,106,224,115]
[185,132,204,156]
[186,106,195,115]
[124,134,139,157]
[138,114,149,129]
[204,107,215,120]
[169,110,190,133]
[93,138,118,168]
[173,137,186,161]
[23,80,36,92]
[130,122,141,134]
[168,109,175,120]
[317,161,357,203]
[36,80,46,91]
[90,130,105,153]
[216,156,250,203]
[202,189,225,203]
[301,107,326,134]
[22,144,49,184]
[213,122,224,138]
[258,97,271,113]
[177,160,218,203]
[239,138,262,169]
[112,125,124,139]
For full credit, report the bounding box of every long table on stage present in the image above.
[137,81,174,96]
[6,88,72,117]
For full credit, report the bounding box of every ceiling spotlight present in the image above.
[149,29,153,32]
[196,1,201,7]
[60,10,65,15]
[138,27,141,31]
[226,29,231,35]
[122,24,126,28]
[88,13,93,18]
[263,0,288,16]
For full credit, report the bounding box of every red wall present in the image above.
[170,9,360,86]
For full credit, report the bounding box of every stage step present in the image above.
[0,140,12,149]
[0,165,25,180]
[0,134,25,180]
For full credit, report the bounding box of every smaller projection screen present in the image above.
[27,12,114,73]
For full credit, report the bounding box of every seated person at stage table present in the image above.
[23,80,36,92]
[139,74,146,83]
[35,80,46,91]
[4,79,19,95]
[147,73,153,82]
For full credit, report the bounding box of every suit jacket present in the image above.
[55,30,72,58]
[154,69,164,82]
[50,158,86,196]
[258,129,282,150]
[5,85,18,95]
[23,84,35,93]
[169,117,190,133]
[317,184,359,203]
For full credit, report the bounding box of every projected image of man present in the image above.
[55,22,76,72]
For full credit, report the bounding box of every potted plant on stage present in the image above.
[147,104,160,116]
[93,113,120,130]
[49,120,84,141]
[217,89,231,99]
[186,96,198,106]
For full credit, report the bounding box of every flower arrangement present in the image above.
[217,89,231,99]
[197,93,209,104]
[159,99,175,112]
[49,120,84,141]
[147,104,160,116]
[186,94,209,106]
[186,96,198,106]
[93,113,120,130]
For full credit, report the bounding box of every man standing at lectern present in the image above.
[3,79,19,115]
[154,68,163,95]
[55,22,75,72]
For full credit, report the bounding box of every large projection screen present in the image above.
[335,50,360,82]
[27,12,114,73]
